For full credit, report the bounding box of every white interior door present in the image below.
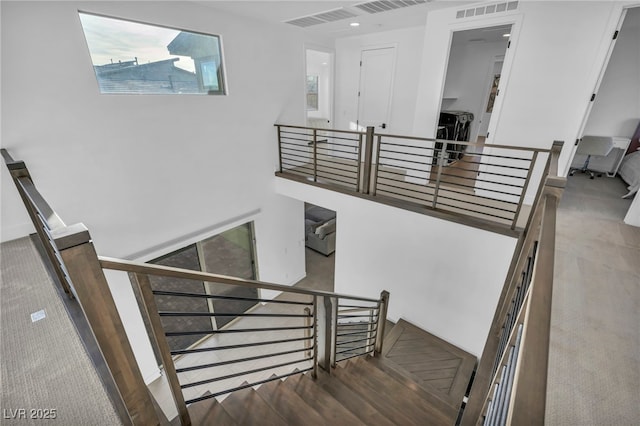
[357,47,396,132]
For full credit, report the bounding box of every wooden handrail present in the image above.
[507,184,561,424]
[99,256,381,304]
[461,141,565,425]
[274,125,553,154]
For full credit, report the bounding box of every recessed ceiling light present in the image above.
[350,22,360,27]
[503,33,511,37]
[321,62,328,66]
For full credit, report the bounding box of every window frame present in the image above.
[78,10,228,96]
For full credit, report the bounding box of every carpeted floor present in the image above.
[0,237,122,425]
[546,173,640,424]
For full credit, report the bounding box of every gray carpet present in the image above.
[546,174,640,425]
[0,237,122,425]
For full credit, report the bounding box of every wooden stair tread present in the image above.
[316,369,396,426]
[283,372,367,426]
[381,319,477,409]
[332,361,431,426]
[349,357,458,423]
[256,376,326,426]
[221,382,287,426]
[190,399,237,426]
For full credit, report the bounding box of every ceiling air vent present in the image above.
[356,0,427,14]
[456,1,518,19]
[314,9,359,22]
[286,16,327,28]
[285,8,358,28]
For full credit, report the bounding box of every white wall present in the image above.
[441,38,508,142]
[583,6,640,139]
[1,0,328,382]
[624,192,640,226]
[275,177,517,357]
[334,26,425,135]
[414,1,628,179]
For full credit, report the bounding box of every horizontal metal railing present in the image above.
[277,125,365,192]
[2,148,391,426]
[101,260,389,425]
[275,125,552,232]
[126,271,317,408]
[333,300,380,364]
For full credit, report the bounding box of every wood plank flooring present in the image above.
[380,319,477,411]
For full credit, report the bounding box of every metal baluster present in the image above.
[496,324,524,425]
[313,129,318,182]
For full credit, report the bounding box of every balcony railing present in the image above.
[275,124,553,233]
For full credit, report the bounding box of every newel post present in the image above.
[53,224,160,425]
[375,290,390,355]
[315,295,335,375]
[361,126,375,194]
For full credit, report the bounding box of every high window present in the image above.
[78,12,226,95]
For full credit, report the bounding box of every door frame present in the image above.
[564,5,634,176]
[437,14,523,145]
[356,43,398,132]
[304,44,336,127]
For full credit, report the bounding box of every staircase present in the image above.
[175,319,477,426]
[4,146,563,426]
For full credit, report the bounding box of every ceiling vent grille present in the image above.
[314,9,359,22]
[456,1,518,19]
[355,0,427,14]
[285,8,358,28]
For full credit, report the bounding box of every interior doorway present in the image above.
[305,48,334,128]
[568,6,640,181]
[300,203,336,293]
[439,25,512,145]
[357,46,396,132]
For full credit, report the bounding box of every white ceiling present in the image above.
[196,1,474,39]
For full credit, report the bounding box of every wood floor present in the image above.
[177,319,476,425]
[380,319,477,411]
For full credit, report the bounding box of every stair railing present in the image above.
[275,124,552,234]
[332,291,389,366]
[2,148,390,426]
[1,149,159,425]
[460,141,565,425]
[101,257,387,425]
